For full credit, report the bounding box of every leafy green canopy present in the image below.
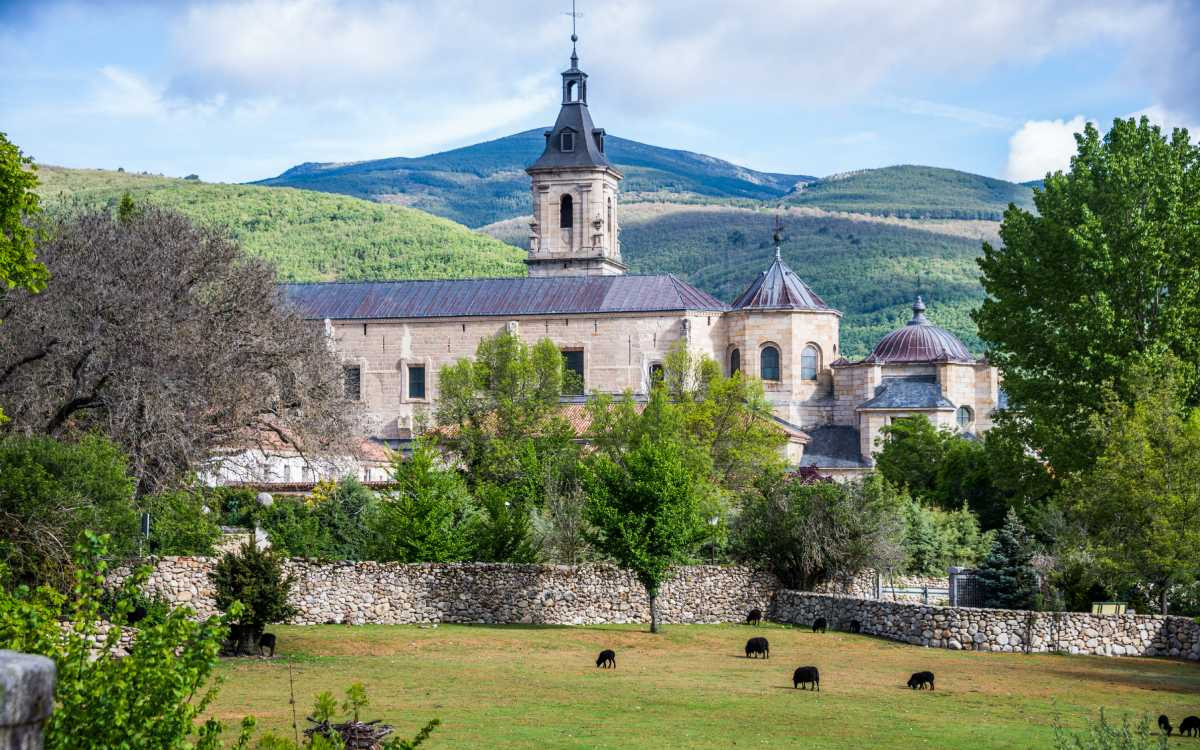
[976,508,1039,610]
[210,542,298,635]
[584,391,705,632]
[368,439,475,563]
[1065,355,1200,614]
[0,131,47,294]
[975,116,1200,474]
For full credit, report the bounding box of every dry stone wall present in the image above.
[772,591,1200,660]
[132,557,778,626]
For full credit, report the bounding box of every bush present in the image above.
[903,500,992,575]
[254,684,439,749]
[258,478,377,559]
[468,483,538,563]
[0,532,251,750]
[142,488,221,555]
[0,434,138,589]
[369,440,475,563]
[1053,710,1167,750]
[210,542,297,653]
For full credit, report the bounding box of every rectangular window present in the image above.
[560,131,574,152]
[343,365,361,401]
[408,365,426,400]
[562,350,584,395]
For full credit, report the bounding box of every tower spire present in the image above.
[566,0,582,68]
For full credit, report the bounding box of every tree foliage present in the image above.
[0,205,355,494]
[974,116,1200,474]
[0,533,251,750]
[0,434,138,589]
[210,542,297,651]
[976,508,1039,610]
[1065,355,1200,614]
[142,488,221,556]
[583,392,705,632]
[0,131,47,295]
[369,440,475,563]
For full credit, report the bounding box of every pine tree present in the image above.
[976,508,1039,610]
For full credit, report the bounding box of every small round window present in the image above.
[956,405,974,431]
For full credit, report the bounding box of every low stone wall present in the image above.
[131,557,779,626]
[772,591,1200,660]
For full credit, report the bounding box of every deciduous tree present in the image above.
[974,117,1200,475]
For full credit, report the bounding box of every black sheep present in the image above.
[848,619,862,634]
[258,632,277,658]
[1158,715,1172,736]
[596,649,616,668]
[792,666,820,691]
[745,636,770,659]
[746,608,763,626]
[812,617,827,633]
[907,671,935,690]
[1181,716,1200,737]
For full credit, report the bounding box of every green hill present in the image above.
[486,203,988,358]
[785,165,1034,220]
[34,167,525,281]
[255,129,811,227]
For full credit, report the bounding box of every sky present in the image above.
[1,0,1197,185]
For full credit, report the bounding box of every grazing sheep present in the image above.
[812,617,827,633]
[907,671,935,690]
[792,666,820,691]
[746,608,763,626]
[745,636,770,659]
[1181,716,1200,737]
[258,632,277,658]
[848,619,862,634]
[596,649,616,668]
[1159,715,1173,736]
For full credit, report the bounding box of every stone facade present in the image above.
[129,557,778,626]
[772,592,1200,660]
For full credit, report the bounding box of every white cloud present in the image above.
[1127,104,1198,138]
[1005,116,1089,182]
[886,97,1015,130]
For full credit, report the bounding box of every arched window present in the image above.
[760,345,780,381]
[566,80,577,102]
[729,348,741,375]
[560,194,573,229]
[801,344,819,380]
[956,405,974,431]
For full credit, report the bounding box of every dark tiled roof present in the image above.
[798,425,870,469]
[731,249,835,312]
[282,275,729,320]
[528,102,613,171]
[861,296,974,364]
[859,380,955,410]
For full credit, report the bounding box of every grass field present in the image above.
[208,624,1200,749]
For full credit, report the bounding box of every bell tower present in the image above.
[525,33,625,277]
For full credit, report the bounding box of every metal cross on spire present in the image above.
[772,214,785,259]
[565,0,583,64]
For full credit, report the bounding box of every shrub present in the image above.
[141,488,221,555]
[0,434,138,589]
[1053,710,1167,750]
[258,478,377,559]
[369,440,474,563]
[210,542,297,653]
[0,532,251,750]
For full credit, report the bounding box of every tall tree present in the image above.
[1066,355,1200,614]
[369,439,474,563]
[974,117,1200,474]
[0,205,353,494]
[873,415,951,502]
[976,508,1039,610]
[584,391,704,633]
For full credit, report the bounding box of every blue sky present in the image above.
[1,0,1197,185]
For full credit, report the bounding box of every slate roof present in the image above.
[730,249,836,312]
[527,52,614,173]
[282,275,729,321]
[858,379,955,410]
[860,297,975,364]
[798,425,870,469]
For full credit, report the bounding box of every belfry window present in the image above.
[560,131,574,152]
[760,346,780,381]
[801,344,819,380]
[729,348,741,375]
[560,194,573,229]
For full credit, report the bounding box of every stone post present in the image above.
[0,651,56,750]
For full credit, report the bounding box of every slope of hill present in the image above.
[34,167,526,282]
[256,129,811,227]
[786,165,1034,220]
[483,203,987,358]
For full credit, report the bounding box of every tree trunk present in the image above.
[648,590,660,634]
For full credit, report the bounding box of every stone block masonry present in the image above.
[130,557,779,626]
[772,592,1200,660]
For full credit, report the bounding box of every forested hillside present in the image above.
[786,165,1034,220]
[256,129,811,226]
[485,203,986,358]
[35,167,525,281]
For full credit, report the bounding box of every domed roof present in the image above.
[731,248,836,312]
[863,297,974,364]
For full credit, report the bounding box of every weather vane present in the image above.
[565,0,583,45]
[772,214,784,246]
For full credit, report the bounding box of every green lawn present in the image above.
[209,624,1200,749]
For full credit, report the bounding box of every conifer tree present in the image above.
[976,508,1039,610]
